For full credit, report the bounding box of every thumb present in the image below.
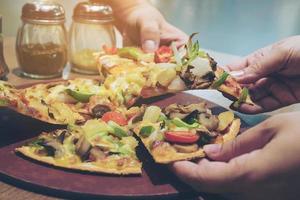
[230,47,286,84]
[204,120,275,161]
[139,20,160,53]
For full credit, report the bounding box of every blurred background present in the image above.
[0,0,300,56]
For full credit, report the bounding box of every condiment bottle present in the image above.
[16,1,68,79]
[69,1,116,74]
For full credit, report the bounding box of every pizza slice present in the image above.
[0,79,129,124]
[131,102,241,163]
[96,34,253,107]
[16,116,142,175]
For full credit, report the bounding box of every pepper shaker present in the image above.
[16,1,68,79]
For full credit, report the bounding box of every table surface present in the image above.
[0,37,296,200]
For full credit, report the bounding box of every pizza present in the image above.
[1,34,253,125]
[1,33,248,174]
[16,101,241,173]
[16,115,142,175]
[131,102,241,163]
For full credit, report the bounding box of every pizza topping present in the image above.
[164,131,200,144]
[139,125,155,138]
[101,111,127,126]
[181,65,215,89]
[217,111,235,131]
[173,143,198,153]
[75,135,92,160]
[66,88,94,103]
[233,87,249,109]
[171,42,183,66]
[157,68,177,87]
[92,104,111,118]
[117,47,144,61]
[163,102,206,119]
[198,113,219,131]
[211,71,229,89]
[171,117,199,129]
[142,106,162,123]
[102,45,117,55]
[107,121,128,138]
[88,146,106,161]
[197,131,218,146]
[31,136,65,158]
[167,75,187,92]
[154,46,173,63]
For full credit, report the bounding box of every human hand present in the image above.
[113,2,188,52]
[225,36,300,113]
[170,112,300,200]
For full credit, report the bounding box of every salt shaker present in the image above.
[69,1,116,74]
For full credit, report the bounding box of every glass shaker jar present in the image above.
[16,1,68,79]
[70,1,116,74]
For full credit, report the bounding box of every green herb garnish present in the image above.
[233,88,249,108]
[211,72,229,89]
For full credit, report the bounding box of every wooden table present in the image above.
[0,37,240,200]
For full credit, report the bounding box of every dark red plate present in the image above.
[0,92,248,199]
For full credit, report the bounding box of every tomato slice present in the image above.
[164,131,199,144]
[102,45,117,55]
[101,111,127,126]
[154,46,173,63]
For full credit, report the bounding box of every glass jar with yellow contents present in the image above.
[69,1,116,74]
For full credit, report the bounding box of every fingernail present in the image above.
[230,70,244,78]
[142,40,157,53]
[204,144,221,154]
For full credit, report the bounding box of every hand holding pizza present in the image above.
[105,0,188,52]
[171,112,300,200]
[226,36,300,113]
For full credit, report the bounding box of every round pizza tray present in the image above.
[0,92,248,199]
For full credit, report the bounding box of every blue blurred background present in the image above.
[152,0,300,55]
[1,0,300,56]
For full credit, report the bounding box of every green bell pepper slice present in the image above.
[171,117,199,128]
[233,87,249,108]
[139,125,155,138]
[211,71,229,89]
[108,121,128,138]
[65,89,94,103]
[117,47,143,61]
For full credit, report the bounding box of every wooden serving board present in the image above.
[0,92,247,200]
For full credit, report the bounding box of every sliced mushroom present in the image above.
[198,113,219,131]
[173,144,199,153]
[91,104,111,118]
[163,102,207,119]
[43,140,65,158]
[75,135,92,160]
[88,147,106,161]
[56,130,68,144]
